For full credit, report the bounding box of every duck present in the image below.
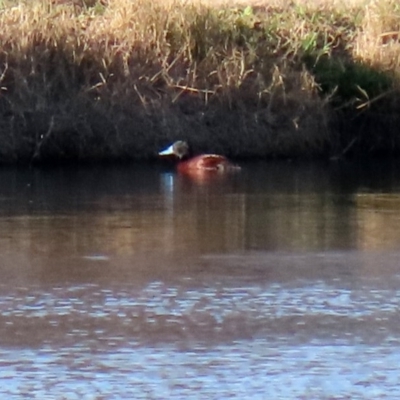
[158,141,240,175]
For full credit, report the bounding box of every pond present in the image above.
[1,160,400,399]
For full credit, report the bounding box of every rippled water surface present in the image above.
[1,161,400,399]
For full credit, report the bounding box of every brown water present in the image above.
[1,161,400,399]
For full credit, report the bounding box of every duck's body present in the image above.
[177,154,234,172]
[159,141,239,175]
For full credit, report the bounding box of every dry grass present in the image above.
[355,0,400,69]
[0,0,398,163]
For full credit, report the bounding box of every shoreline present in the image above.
[0,0,398,164]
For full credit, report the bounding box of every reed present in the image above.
[0,0,398,163]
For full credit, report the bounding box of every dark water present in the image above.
[1,161,400,399]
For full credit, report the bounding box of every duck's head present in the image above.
[158,140,189,159]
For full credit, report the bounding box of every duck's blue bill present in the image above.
[159,144,174,156]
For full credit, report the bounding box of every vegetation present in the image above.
[0,0,399,163]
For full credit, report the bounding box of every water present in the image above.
[1,161,400,399]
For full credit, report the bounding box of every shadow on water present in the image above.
[1,160,400,398]
[1,160,400,282]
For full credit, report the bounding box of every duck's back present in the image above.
[178,154,232,172]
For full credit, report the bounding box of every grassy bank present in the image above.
[0,0,399,163]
